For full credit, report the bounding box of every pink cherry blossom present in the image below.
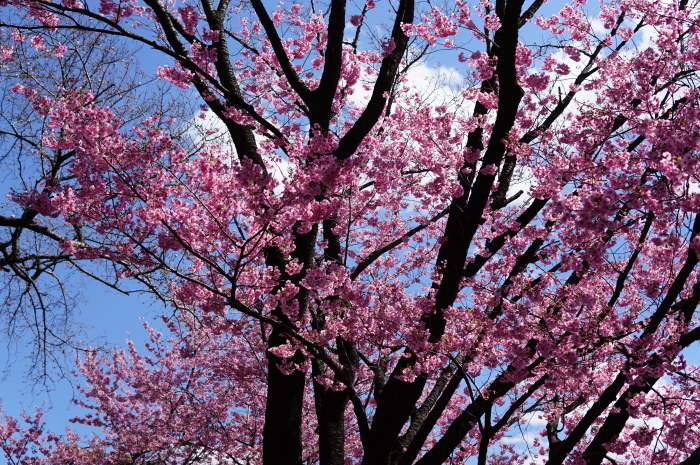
[0,0,699,464]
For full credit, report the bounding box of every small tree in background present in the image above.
[0,22,192,380]
[1,0,700,463]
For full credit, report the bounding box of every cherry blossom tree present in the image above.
[0,0,699,463]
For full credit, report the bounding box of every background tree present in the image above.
[0,0,699,464]
[0,22,193,381]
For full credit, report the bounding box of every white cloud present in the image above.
[348,58,471,114]
[186,110,291,193]
[521,411,549,427]
[500,431,540,445]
